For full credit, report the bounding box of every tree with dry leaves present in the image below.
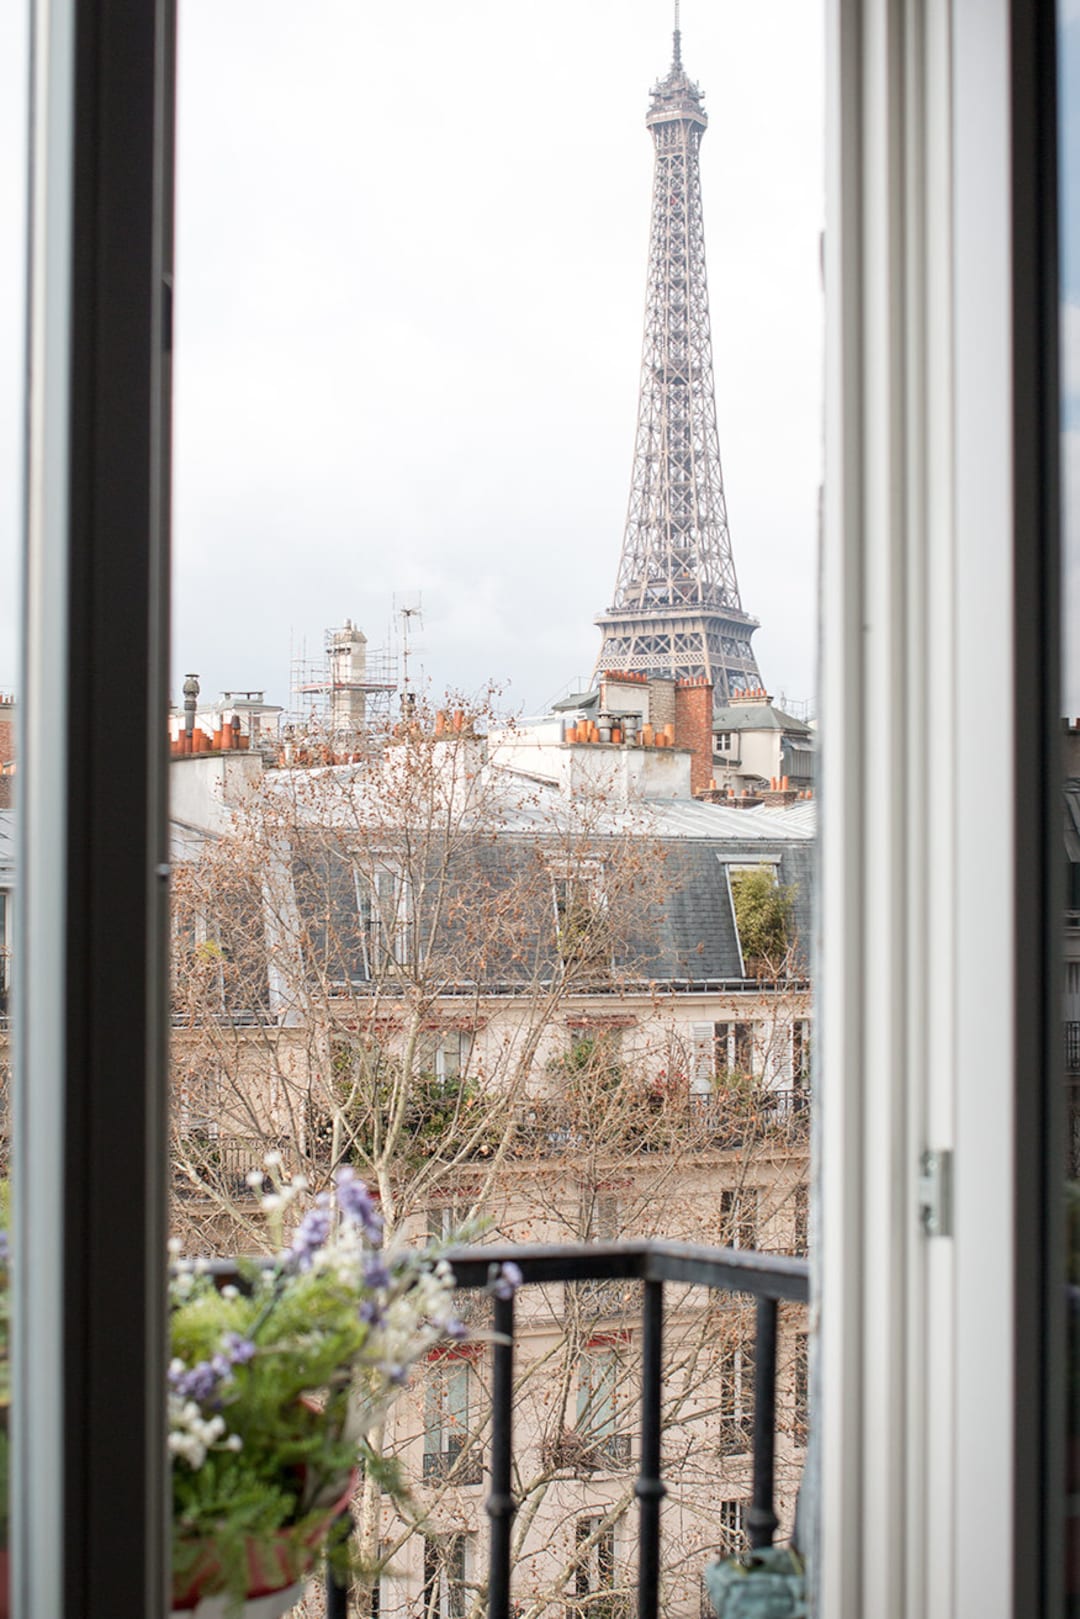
[167,694,810,1619]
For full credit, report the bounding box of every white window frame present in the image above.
[819,3,1060,1616]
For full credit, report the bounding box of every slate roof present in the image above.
[284,813,812,988]
[712,702,813,735]
[0,782,815,988]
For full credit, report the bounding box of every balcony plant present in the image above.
[167,1159,476,1618]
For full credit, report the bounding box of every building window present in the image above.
[552,867,610,973]
[355,864,411,974]
[725,863,794,976]
[791,1331,809,1446]
[710,1022,757,1081]
[573,1517,624,1617]
[417,1029,473,1084]
[791,1018,810,1089]
[576,1345,631,1466]
[716,732,732,750]
[717,1499,747,1556]
[793,1185,809,1258]
[719,1188,758,1251]
[421,1534,468,1619]
[726,1022,756,1079]
[572,1189,629,1313]
[718,1315,755,1454]
[423,1355,481,1484]
[581,1187,620,1242]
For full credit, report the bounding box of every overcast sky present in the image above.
[0,0,827,717]
[1,5,1078,716]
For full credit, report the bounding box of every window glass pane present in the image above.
[169,2,821,1609]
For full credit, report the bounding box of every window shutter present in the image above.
[690,1021,715,1093]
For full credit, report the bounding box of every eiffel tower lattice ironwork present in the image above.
[594,19,764,702]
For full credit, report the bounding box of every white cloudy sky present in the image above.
[1,4,1078,716]
[0,0,826,716]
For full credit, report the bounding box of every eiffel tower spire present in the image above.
[593,24,763,701]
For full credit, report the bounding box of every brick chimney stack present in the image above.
[674,675,715,797]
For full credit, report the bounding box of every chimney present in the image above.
[674,674,715,797]
[183,673,200,742]
[0,693,14,811]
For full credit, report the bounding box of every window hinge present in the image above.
[918,1149,953,1237]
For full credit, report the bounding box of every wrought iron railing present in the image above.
[323,1238,809,1619]
[512,1090,810,1157]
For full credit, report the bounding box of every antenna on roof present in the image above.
[672,0,682,67]
[396,596,424,703]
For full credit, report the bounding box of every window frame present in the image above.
[14,2,1068,1617]
[16,0,175,1612]
[818,1,1064,1615]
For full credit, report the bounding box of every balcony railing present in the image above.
[172,1132,297,1197]
[422,1441,485,1486]
[512,1089,810,1156]
[317,1238,810,1619]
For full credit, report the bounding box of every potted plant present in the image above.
[0,1164,513,1618]
[166,1159,485,1618]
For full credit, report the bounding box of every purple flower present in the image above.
[0,1230,9,1264]
[170,1356,231,1404]
[445,1317,468,1341]
[363,1256,390,1290]
[334,1166,384,1245]
[287,1205,332,1270]
[488,1261,523,1302]
[359,1299,383,1326]
[223,1333,256,1366]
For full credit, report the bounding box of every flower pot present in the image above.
[170,1583,304,1619]
[171,1470,355,1615]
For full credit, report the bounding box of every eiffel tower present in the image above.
[594,11,764,702]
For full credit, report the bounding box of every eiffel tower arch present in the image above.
[594,20,764,703]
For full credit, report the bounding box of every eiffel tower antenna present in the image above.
[593,24,764,702]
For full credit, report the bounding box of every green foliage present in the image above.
[167,1171,464,1612]
[729,867,796,970]
[548,1034,623,1094]
[324,1038,498,1166]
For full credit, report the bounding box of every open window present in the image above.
[10,4,1071,1619]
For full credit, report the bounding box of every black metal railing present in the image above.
[326,1238,809,1619]
[512,1090,810,1157]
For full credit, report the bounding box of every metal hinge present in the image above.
[918,1149,953,1237]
